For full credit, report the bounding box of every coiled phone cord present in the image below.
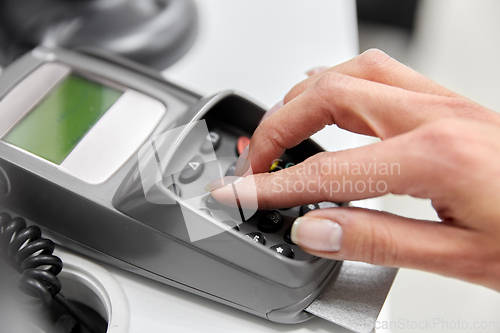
[0,212,106,333]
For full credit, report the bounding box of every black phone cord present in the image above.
[0,212,106,333]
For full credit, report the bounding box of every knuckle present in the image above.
[416,119,473,163]
[441,96,485,118]
[418,119,459,143]
[307,151,331,168]
[284,81,309,104]
[306,152,331,181]
[259,124,288,155]
[357,48,395,75]
[411,118,493,191]
[311,72,351,104]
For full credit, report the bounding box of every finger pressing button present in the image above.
[206,193,223,210]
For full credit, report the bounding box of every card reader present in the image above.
[0,47,351,324]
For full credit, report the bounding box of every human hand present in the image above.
[207,49,500,291]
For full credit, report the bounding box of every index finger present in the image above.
[212,119,466,210]
[238,71,496,176]
[213,130,418,209]
[285,49,462,104]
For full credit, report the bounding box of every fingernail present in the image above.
[291,217,342,252]
[234,145,250,176]
[204,176,243,192]
[306,66,328,76]
[260,100,284,124]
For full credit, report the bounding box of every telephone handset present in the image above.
[0,47,346,323]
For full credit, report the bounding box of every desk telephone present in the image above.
[0,47,347,324]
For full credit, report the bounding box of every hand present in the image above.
[208,49,500,291]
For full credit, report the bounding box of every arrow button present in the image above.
[200,131,221,153]
[188,161,200,171]
[179,155,205,184]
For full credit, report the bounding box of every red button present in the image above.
[237,136,251,155]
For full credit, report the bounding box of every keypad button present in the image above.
[236,136,251,156]
[225,162,237,177]
[258,210,283,233]
[284,226,295,245]
[299,203,320,216]
[168,183,181,197]
[222,220,239,231]
[206,193,222,210]
[179,155,204,184]
[199,208,212,216]
[200,131,221,153]
[270,244,294,258]
[318,202,340,209]
[246,232,265,245]
[206,194,242,220]
[269,160,280,172]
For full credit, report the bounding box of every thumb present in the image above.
[292,207,479,274]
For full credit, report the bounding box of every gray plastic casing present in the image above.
[0,47,341,323]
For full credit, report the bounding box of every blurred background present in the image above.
[1,0,500,332]
[163,1,500,329]
[358,1,500,332]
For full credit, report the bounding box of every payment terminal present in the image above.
[0,47,345,324]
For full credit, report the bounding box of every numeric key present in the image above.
[258,210,283,233]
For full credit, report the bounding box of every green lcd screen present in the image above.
[3,74,123,164]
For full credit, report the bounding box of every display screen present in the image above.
[3,74,123,164]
